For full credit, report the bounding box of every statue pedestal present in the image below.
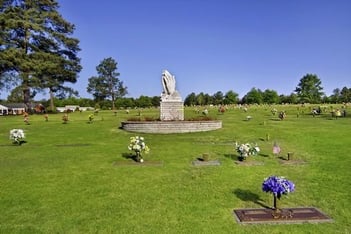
[160,100,184,121]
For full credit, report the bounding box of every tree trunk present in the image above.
[23,86,30,110]
[49,89,55,112]
[112,94,116,110]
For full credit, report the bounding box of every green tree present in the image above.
[279,93,298,104]
[184,92,196,106]
[7,85,36,103]
[295,74,324,103]
[0,0,81,107]
[116,97,135,109]
[262,89,280,104]
[340,86,351,103]
[151,96,160,107]
[87,57,127,110]
[212,91,224,105]
[135,95,152,108]
[223,90,239,105]
[242,88,263,104]
[196,92,205,106]
[330,88,341,103]
[0,72,19,95]
[204,93,213,105]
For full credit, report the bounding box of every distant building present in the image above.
[5,103,26,115]
[0,104,8,115]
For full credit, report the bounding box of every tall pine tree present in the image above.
[0,0,81,109]
[87,57,127,110]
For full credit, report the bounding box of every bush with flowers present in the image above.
[128,136,150,162]
[262,175,295,209]
[9,129,26,145]
[235,142,260,161]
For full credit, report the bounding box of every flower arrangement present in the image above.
[9,129,25,145]
[271,108,278,115]
[88,114,94,123]
[128,136,150,162]
[62,114,68,123]
[262,175,295,209]
[235,142,260,161]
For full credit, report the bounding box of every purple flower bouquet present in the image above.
[262,175,295,209]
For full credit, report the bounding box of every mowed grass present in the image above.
[0,105,350,233]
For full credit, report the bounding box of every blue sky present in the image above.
[56,0,350,99]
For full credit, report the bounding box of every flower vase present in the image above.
[271,194,283,218]
[238,155,245,161]
[273,194,277,210]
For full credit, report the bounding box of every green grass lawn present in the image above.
[1,105,350,233]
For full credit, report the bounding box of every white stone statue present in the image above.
[161,70,181,101]
[162,70,176,95]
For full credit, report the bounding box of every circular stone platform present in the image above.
[121,120,222,134]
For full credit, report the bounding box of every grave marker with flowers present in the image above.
[234,176,331,224]
[262,175,295,210]
[128,136,150,162]
[9,129,26,145]
[235,142,260,161]
[88,114,94,123]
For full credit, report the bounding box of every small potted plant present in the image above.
[9,129,26,145]
[128,136,150,162]
[262,175,295,210]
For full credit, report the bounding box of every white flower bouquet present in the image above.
[9,129,25,145]
[128,136,150,162]
[235,142,260,160]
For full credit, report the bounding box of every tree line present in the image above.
[1,1,350,111]
[29,80,351,111]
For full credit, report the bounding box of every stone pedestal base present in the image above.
[160,101,184,121]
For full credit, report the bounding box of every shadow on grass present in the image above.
[269,118,282,121]
[278,156,288,161]
[233,188,270,209]
[224,153,235,160]
[0,141,28,147]
[258,153,269,158]
[122,153,138,162]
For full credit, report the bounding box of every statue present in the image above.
[160,69,184,120]
[162,70,176,95]
[161,70,181,101]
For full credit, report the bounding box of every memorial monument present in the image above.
[121,69,221,133]
[160,70,184,121]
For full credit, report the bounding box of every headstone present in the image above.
[160,70,184,121]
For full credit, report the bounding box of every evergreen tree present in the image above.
[0,0,82,107]
[87,57,127,110]
[295,74,324,103]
